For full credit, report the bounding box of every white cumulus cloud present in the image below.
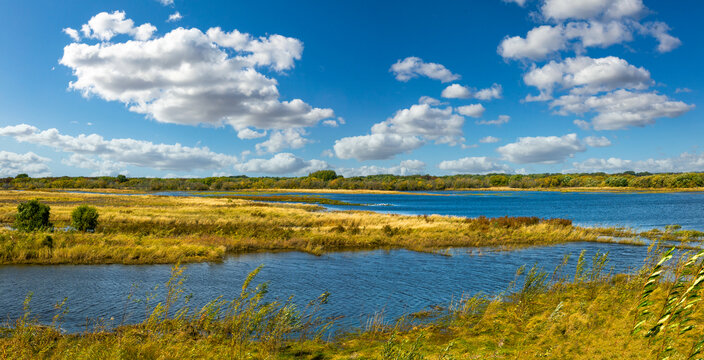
[584,136,611,147]
[441,84,472,99]
[338,160,426,177]
[255,128,310,153]
[63,27,80,41]
[498,25,566,60]
[390,57,460,83]
[237,128,267,140]
[236,153,328,175]
[497,133,586,164]
[0,151,51,177]
[0,124,238,171]
[636,21,682,53]
[479,136,500,143]
[477,115,510,126]
[551,89,694,130]
[455,104,485,118]
[371,103,465,145]
[79,11,156,41]
[167,12,182,22]
[499,0,680,60]
[62,154,127,176]
[474,83,503,100]
[524,56,652,98]
[60,12,333,134]
[541,0,645,21]
[570,152,704,173]
[333,134,424,161]
[438,157,512,174]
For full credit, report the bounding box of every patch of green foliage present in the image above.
[308,170,339,181]
[71,205,99,232]
[2,171,704,191]
[13,199,52,232]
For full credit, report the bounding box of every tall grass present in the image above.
[1,264,333,359]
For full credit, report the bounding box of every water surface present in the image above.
[1,242,648,332]
[150,190,704,230]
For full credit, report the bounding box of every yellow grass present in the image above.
[0,190,688,265]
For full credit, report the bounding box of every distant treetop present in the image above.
[308,170,340,181]
[0,172,703,191]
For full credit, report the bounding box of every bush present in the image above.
[71,205,99,232]
[308,170,339,181]
[605,176,629,187]
[14,199,52,231]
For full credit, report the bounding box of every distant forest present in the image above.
[2,170,704,191]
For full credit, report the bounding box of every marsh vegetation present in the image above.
[1,190,702,265]
[0,190,622,265]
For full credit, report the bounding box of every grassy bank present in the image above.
[2,247,704,359]
[0,190,619,265]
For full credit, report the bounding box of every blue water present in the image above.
[158,190,704,230]
[0,242,648,333]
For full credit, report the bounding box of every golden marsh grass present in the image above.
[0,190,696,265]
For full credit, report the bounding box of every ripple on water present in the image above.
[0,242,649,332]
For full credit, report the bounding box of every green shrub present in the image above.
[14,199,52,231]
[71,205,99,232]
[308,170,339,181]
[605,176,629,187]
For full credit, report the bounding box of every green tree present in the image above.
[605,176,629,187]
[489,174,509,187]
[115,174,128,183]
[71,205,99,232]
[308,170,339,181]
[14,199,52,231]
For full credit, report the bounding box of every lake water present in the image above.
[2,190,702,332]
[152,190,704,230]
[1,242,648,333]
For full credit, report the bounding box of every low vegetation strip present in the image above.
[0,190,607,265]
[2,247,704,359]
[3,170,704,192]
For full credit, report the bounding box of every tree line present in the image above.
[2,170,704,191]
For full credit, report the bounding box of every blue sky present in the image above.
[0,0,702,177]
